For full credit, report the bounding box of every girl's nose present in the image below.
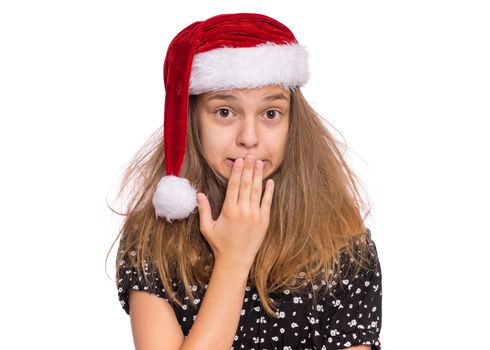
[237,117,259,148]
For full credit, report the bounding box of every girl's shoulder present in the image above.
[339,227,380,268]
[327,227,382,300]
[338,227,380,276]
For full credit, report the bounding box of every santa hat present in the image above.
[152,13,310,222]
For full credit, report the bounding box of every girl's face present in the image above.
[196,85,290,180]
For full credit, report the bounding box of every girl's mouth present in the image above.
[226,158,265,167]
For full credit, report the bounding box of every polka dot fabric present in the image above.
[117,229,382,349]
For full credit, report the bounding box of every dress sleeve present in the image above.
[311,234,382,350]
[116,254,171,315]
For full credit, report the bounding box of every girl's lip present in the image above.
[225,158,265,167]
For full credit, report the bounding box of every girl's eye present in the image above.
[216,108,233,118]
[265,110,281,120]
[214,108,281,120]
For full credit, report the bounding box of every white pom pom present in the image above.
[152,175,198,222]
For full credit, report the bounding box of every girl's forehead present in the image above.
[202,85,291,101]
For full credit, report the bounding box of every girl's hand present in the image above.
[196,155,275,270]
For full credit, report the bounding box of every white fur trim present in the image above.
[152,175,198,222]
[189,42,309,94]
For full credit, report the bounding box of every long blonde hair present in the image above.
[109,87,373,317]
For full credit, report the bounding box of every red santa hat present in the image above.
[152,13,310,222]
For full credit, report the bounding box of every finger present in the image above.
[238,155,255,208]
[197,193,213,235]
[260,179,274,217]
[250,159,264,209]
[224,157,244,207]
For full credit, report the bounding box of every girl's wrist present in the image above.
[213,256,253,276]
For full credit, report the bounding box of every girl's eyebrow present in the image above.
[206,94,239,102]
[262,93,290,102]
[206,93,290,102]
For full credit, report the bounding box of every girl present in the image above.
[113,13,382,350]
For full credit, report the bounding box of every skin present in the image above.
[196,85,291,181]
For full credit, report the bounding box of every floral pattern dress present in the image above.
[117,229,382,349]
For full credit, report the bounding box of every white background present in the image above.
[1,0,489,349]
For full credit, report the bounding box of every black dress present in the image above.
[117,229,382,350]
